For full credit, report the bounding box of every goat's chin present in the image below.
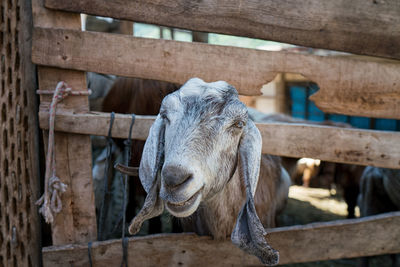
[165,191,202,218]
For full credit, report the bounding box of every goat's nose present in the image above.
[162,165,193,188]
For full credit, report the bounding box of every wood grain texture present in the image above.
[258,123,400,169]
[31,28,400,119]
[42,212,400,266]
[32,0,97,245]
[43,0,400,59]
[38,111,400,169]
[38,111,155,140]
[22,0,42,265]
[32,0,81,29]
[37,74,97,246]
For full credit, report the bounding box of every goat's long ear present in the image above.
[139,115,165,193]
[128,115,165,235]
[231,120,279,266]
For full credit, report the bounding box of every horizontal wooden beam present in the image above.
[32,27,400,119]
[42,212,400,266]
[44,0,400,60]
[38,110,156,140]
[39,111,400,169]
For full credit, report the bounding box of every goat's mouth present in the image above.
[165,189,202,218]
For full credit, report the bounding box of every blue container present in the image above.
[374,118,397,131]
[308,102,325,121]
[290,86,307,119]
[328,114,348,123]
[349,117,371,129]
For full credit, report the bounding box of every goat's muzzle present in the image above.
[160,164,204,217]
[162,165,193,188]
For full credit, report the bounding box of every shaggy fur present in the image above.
[181,154,287,239]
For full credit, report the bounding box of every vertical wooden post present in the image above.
[119,20,133,35]
[192,31,209,43]
[275,73,288,114]
[32,0,97,245]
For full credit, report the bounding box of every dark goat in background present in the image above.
[101,77,179,233]
[358,167,400,267]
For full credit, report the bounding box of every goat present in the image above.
[358,167,400,267]
[358,167,400,216]
[102,77,179,115]
[121,78,290,265]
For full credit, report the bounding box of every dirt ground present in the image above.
[277,186,397,267]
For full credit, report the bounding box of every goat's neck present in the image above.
[182,170,245,240]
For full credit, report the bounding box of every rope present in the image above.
[98,112,115,240]
[36,81,80,224]
[120,114,135,267]
[121,237,129,267]
[36,89,92,96]
[88,241,93,267]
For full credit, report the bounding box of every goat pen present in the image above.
[16,0,400,266]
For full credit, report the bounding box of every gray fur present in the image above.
[130,78,285,265]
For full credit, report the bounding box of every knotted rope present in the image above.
[36,81,90,224]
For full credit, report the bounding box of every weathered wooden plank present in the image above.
[32,27,400,119]
[38,111,155,140]
[32,0,81,29]
[267,212,400,264]
[32,0,97,245]
[38,76,97,245]
[44,0,400,59]
[42,212,400,266]
[258,122,400,169]
[38,111,400,169]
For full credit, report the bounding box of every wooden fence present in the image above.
[31,0,400,266]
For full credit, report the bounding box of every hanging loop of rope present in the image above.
[36,81,83,224]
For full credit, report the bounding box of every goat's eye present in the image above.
[233,120,245,129]
[161,113,170,122]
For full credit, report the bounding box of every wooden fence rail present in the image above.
[32,27,400,119]
[42,212,400,266]
[44,0,400,60]
[38,111,400,169]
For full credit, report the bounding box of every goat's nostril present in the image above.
[162,165,193,188]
